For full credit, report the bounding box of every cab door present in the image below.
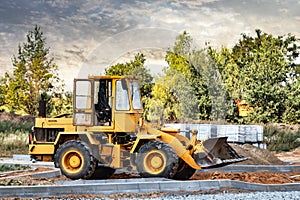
[73,79,94,126]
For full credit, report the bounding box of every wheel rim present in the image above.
[143,150,166,175]
[62,150,84,174]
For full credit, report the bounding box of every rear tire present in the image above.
[173,159,196,180]
[136,141,178,178]
[54,140,96,180]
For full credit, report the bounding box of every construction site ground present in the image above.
[0,144,300,198]
[2,143,299,184]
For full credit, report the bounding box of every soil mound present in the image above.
[230,143,285,165]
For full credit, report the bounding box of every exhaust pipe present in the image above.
[38,94,46,118]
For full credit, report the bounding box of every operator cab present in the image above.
[73,76,143,132]
[94,79,112,125]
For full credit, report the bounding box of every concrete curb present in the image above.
[0,168,61,180]
[1,159,300,198]
[28,168,61,179]
[0,160,55,168]
[201,164,300,173]
[1,179,300,198]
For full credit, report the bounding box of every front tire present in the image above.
[136,141,179,178]
[173,159,196,180]
[54,140,96,180]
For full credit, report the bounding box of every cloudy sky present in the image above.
[0,0,299,90]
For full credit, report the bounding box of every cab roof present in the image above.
[87,75,139,81]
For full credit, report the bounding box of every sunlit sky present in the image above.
[1,0,299,90]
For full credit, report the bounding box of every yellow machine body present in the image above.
[29,75,245,180]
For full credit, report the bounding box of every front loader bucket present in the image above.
[193,137,247,169]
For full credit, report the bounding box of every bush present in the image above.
[0,164,30,172]
[0,120,33,134]
[0,132,28,157]
[0,114,33,157]
[264,124,300,152]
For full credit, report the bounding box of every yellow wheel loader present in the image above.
[29,75,246,180]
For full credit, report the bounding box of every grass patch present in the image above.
[0,120,33,134]
[0,116,33,157]
[0,164,30,172]
[264,124,300,152]
[0,132,28,157]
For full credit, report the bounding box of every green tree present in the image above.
[105,53,154,120]
[145,67,198,121]
[156,31,226,121]
[105,53,154,99]
[0,25,64,115]
[45,91,73,117]
[144,74,178,121]
[208,29,300,123]
[282,78,300,123]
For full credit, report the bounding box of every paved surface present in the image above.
[1,178,300,198]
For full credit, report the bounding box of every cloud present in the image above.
[0,0,299,90]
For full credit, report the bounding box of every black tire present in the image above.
[173,159,196,180]
[90,166,116,179]
[54,140,96,180]
[136,141,179,178]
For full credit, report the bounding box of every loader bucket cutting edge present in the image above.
[193,137,247,169]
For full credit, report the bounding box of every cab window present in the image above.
[130,82,142,110]
[116,80,130,110]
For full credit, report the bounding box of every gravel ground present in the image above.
[36,191,300,200]
[130,191,300,200]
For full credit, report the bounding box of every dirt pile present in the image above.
[230,143,285,165]
[191,171,300,184]
[275,148,300,163]
[0,176,56,186]
[0,167,72,186]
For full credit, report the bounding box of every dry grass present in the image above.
[0,132,28,157]
[0,112,33,157]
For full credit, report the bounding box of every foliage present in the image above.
[39,91,73,117]
[208,29,300,124]
[145,68,198,121]
[106,53,146,75]
[105,53,154,118]
[264,124,300,152]
[0,132,28,157]
[282,78,300,123]
[0,87,4,107]
[0,25,65,116]
[156,32,201,120]
[0,120,33,134]
[105,53,153,98]
[0,164,30,172]
[0,114,33,156]
[149,31,227,121]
